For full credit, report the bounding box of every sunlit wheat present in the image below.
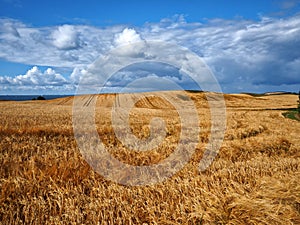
[0,92,299,224]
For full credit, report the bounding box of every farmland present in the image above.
[0,92,299,224]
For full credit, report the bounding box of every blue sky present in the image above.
[1,0,286,26]
[0,0,300,94]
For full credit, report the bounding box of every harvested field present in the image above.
[0,91,299,224]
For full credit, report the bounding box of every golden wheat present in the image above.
[0,92,299,224]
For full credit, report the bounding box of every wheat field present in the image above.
[0,92,299,224]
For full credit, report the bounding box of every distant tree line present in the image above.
[32,96,46,100]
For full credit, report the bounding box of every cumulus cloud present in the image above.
[0,14,300,93]
[52,25,81,50]
[114,28,143,46]
[0,66,68,86]
[70,66,87,84]
[0,66,75,94]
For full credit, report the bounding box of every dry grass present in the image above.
[0,92,299,224]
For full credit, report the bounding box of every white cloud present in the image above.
[52,25,81,50]
[0,15,300,93]
[0,66,68,86]
[70,66,87,84]
[114,28,143,46]
[0,19,123,67]
[0,66,74,94]
[0,19,21,39]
